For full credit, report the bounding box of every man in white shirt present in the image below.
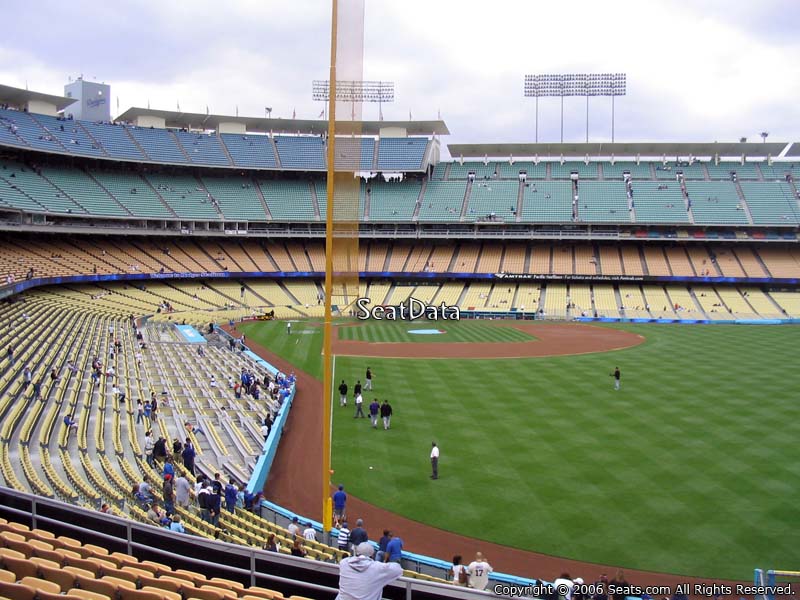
[354,393,365,418]
[466,552,493,591]
[430,442,439,480]
[336,542,402,600]
[552,574,575,600]
[303,523,317,541]
[287,516,300,537]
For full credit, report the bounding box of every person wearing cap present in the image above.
[336,542,402,600]
[333,485,347,526]
[288,516,300,537]
[572,578,586,600]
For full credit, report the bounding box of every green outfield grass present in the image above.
[239,319,800,580]
[338,320,537,343]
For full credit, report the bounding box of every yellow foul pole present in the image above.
[321,0,338,533]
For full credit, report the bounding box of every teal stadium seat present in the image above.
[220,133,278,168]
[376,137,428,171]
[739,181,800,225]
[577,181,631,223]
[261,179,317,221]
[274,136,325,170]
[172,130,231,166]
[520,181,573,223]
[629,181,690,224]
[126,126,189,164]
[684,181,749,225]
[417,181,467,222]
[465,181,518,222]
[367,179,420,222]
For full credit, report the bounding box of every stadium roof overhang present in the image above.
[116,107,449,136]
[0,84,76,112]
[447,141,793,159]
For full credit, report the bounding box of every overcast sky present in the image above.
[1,0,799,156]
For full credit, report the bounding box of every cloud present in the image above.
[0,0,798,158]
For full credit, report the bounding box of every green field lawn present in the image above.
[239,319,800,580]
[338,321,537,343]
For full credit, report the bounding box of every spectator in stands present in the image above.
[163,457,175,479]
[466,553,493,591]
[32,380,43,400]
[350,519,368,549]
[553,573,575,600]
[338,542,402,599]
[337,521,351,553]
[181,439,196,475]
[185,421,204,436]
[451,555,467,586]
[261,422,270,442]
[153,436,168,463]
[198,483,212,523]
[22,366,32,388]
[143,400,152,423]
[383,534,403,563]
[63,414,78,432]
[208,484,222,526]
[135,478,153,504]
[6,345,14,365]
[333,485,347,526]
[224,478,238,513]
[609,570,629,600]
[264,533,279,552]
[172,438,183,461]
[163,474,175,515]
[146,502,167,526]
[287,516,301,538]
[236,485,245,509]
[380,400,393,430]
[591,574,609,600]
[175,474,192,508]
[252,491,264,516]
[291,538,307,558]
[169,515,185,533]
[99,503,110,514]
[144,430,155,467]
[303,522,317,541]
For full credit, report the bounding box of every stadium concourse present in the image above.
[0,81,799,597]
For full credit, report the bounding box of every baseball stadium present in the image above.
[0,1,798,599]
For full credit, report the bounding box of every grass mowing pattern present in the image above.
[241,319,800,580]
[239,320,323,378]
[337,321,537,343]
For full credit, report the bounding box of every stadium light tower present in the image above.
[524,73,626,142]
[312,80,395,120]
